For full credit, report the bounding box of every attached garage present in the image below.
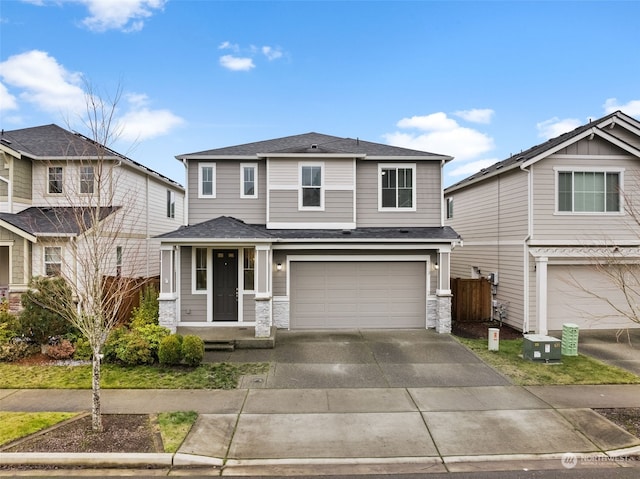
[547,265,640,330]
[290,260,427,329]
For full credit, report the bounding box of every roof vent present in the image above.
[399,229,409,234]
[342,230,352,235]
[311,144,318,149]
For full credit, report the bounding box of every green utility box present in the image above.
[561,323,579,356]
[523,334,561,362]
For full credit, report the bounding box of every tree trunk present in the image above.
[91,351,102,432]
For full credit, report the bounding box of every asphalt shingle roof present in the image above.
[0,206,120,236]
[157,216,460,242]
[177,132,452,160]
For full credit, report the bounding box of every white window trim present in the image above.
[198,163,216,199]
[240,163,258,199]
[43,245,62,276]
[242,247,255,292]
[192,247,208,295]
[553,166,624,215]
[79,165,95,195]
[446,197,454,219]
[47,166,64,195]
[167,189,176,218]
[378,163,417,212]
[298,162,325,211]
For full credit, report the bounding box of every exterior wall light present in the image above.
[276,263,283,271]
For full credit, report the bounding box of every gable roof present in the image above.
[445,110,640,193]
[0,206,120,241]
[176,132,453,161]
[157,215,461,243]
[0,124,183,190]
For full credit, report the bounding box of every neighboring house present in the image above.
[157,133,461,336]
[0,124,185,311]
[444,111,640,334]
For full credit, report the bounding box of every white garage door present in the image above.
[290,261,426,329]
[548,265,640,330]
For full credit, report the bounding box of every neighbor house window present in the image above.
[44,246,62,276]
[300,164,323,209]
[379,164,416,210]
[194,248,207,292]
[80,166,94,194]
[116,246,122,277]
[241,163,258,198]
[167,190,176,218]
[48,167,63,194]
[446,197,454,219]
[243,248,255,290]
[557,170,621,213]
[199,163,216,198]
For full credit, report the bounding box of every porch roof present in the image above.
[157,215,461,243]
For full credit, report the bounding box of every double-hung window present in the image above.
[300,164,323,209]
[44,246,62,276]
[80,166,94,194]
[556,169,622,213]
[199,163,216,198]
[48,167,63,194]
[194,247,207,292]
[446,197,454,219]
[241,163,258,198]
[167,190,176,218]
[379,164,416,210]
[243,248,255,291]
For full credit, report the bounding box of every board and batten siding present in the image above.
[356,160,441,227]
[179,246,207,322]
[188,160,267,225]
[530,155,640,243]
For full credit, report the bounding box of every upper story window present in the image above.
[379,164,416,211]
[80,166,94,194]
[116,246,123,277]
[44,246,62,276]
[300,164,323,209]
[556,169,622,213]
[199,163,216,198]
[167,190,176,218]
[446,197,454,219]
[48,167,63,194]
[241,163,258,199]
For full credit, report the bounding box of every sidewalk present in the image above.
[2,330,640,475]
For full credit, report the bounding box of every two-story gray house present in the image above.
[157,133,461,337]
[445,111,640,334]
[0,124,185,310]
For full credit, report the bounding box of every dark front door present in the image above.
[213,250,238,322]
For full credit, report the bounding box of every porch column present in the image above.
[535,256,549,335]
[158,246,178,333]
[254,244,273,338]
[436,249,452,334]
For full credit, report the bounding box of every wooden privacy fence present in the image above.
[451,277,492,322]
[102,275,160,325]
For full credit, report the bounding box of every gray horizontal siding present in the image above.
[269,190,354,223]
[179,246,207,322]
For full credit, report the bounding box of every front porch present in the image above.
[177,326,276,351]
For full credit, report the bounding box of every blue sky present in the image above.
[1,1,639,187]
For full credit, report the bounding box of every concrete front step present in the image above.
[204,341,235,352]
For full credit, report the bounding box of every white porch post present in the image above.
[435,249,452,334]
[254,244,273,338]
[535,256,549,335]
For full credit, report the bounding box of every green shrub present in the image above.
[181,335,204,367]
[135,324,169,360]
[158,334,183,365]
[0,308,20,344]
[72,337,93,360]
[130,284,159,328]
[0,341,33,362]
[103,326,129,363]
[46,339,75,360]
[115,331,153,365]
[19,276,75,345]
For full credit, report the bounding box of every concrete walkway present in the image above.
[1,329,640,475]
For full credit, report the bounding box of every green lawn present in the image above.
[157,411,198,453]
[0,362,270,389]
[457,337,640,385]
[0,412,77,446]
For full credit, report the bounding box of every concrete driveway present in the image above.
[204,329,511,388]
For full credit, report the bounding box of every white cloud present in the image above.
[384,112,495,161]
[449,159,498,177]
[218,41,239,52]
[219,55,255,72]
[0,82,18,111]
[0,50,86,117]
[454,108,494,124]
[536,117,582,140]
[262,46,283,61]
[78,0,166,32]
[117,106,184,142]
[603,98,640,117]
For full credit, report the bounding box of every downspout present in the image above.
[520,163,533,333]
[181,159,188,226]
[145,174,150,277]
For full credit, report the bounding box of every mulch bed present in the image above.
[452,320,523,340]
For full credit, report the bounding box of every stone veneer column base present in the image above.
[426,297,437,329]
[255,298,272,338]
[273,297,290,329]
[158,298,178,333]
[436,294,452,334]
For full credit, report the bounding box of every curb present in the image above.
[0,452,173,467]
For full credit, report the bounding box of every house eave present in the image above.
[0,220,37,242]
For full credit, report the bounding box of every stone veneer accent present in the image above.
[273,297,290,329]
[436,294,452,334]
[255,297,272,338]
[159,298,178,333]
[426,297,437,329]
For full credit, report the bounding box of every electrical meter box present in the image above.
[523,334,561,362]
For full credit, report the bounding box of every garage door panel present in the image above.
[290,261,426,329]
